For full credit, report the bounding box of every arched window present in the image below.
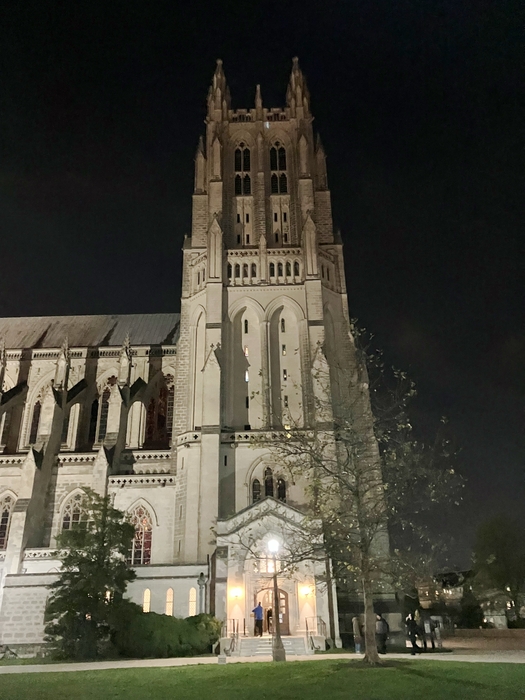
[189,587,197,616]
[281,318,286,333]
[165,588,174,616]
[251,263,257,277]
[269,262,275,277]
[62,492,87,531]
[270,143,287,193]
[285,262,291,276]
[129,504,153,566]
[143,588,151,613]
[61,410,70,445]
[227,263,232,278]
[277,262,283,276]
[234,144,251,195]
[0,494,14,549]
[235,264,240,278]
[243,264,248,278]
[0,411,11,447]
[29,400,42,444]
[277,478,286,503]
[294,261,300,276]
[252,479,261,503]
[264,467,274,498]
[97,388,111,442]
[144,376,174,449]
[89,376,117,444]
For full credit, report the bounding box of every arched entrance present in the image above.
[254,587,290,635]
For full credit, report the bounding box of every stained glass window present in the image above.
[129,505,153,566]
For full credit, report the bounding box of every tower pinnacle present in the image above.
[286,56,311,118]
[207,59,231,121]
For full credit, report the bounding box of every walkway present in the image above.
[1,650,525,674]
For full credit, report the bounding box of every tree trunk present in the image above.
[361,554,381,665]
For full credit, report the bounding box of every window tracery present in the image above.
[234,143,251,195]
[0,493,14,549]
[144,375,174,449]
[88,376,117,445]
[129,504,153,566]
[270,143,287,194]
[61,491,87,531]
[29,399,42,444]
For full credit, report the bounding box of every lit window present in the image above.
[283,369,287,381]
[284,395,289,408]
[282,345,286,356]
[143,588,151,613]
[245,370,249,382]
[252,479,261,502]
[244,346,249,357]
[189,587,197,616]
[129,504,153,566]
[165,588,174,616]
[144,377,174,449]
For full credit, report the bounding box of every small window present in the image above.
[269,262,275,277]
[283,369,288,381]
[143,588,151,613]
[274,212,278,222]
[251,263,257,277]
[286,262,291,276]
[321,266,325,278]
[244,319,249,333]
[227,263,232,278]
[189,587,197,616]
[165,588,174,616]
[264,467,274,497]
[283,212,287,223]
[237,234,241,244]
[278,263,283,276]
[245,213,250,223]
[244,346,249,357]
[197,272,200,285]
[246,234,250,244]
[235,264,240,278]
[224,455,228,466]
[245,396,249,408]
[237,213,241,223]
[252,479,261,503]
[281,318,286,332]
[282,345,286,356]
[284,395,289,408]
[327,267,330,281]
[245,370,249,382]
[294,261,299,276]
[277,478,286,502]
[275,233,279,243]
[243,175,251,195]
[284,233,288,243]
[29,401,42,444]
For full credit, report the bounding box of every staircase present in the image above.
[238,636,310,657]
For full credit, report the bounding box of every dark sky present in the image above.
[1,1,522,562]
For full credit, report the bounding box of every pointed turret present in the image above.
[286,56,311,119]
[255,84,263,120]
[207,59,231,121]
[194,135,206,194]
[315,133,328,189]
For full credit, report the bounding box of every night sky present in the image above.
[1,1,522,563]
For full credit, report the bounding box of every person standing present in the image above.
[375,613,389,654]
[253,602,264,637]
[406,614,422,655]
[352,616,363,654]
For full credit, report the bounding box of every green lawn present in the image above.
[1,660,525,700]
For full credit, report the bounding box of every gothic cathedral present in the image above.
[0,59,382,654]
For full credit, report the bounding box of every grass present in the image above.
[1,660,525,700]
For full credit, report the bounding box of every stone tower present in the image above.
[173,59,353,566]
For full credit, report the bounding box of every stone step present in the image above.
[238,636,309,656]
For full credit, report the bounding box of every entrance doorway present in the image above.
[254,587,290,635]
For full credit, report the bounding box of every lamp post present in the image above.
[268,539,286,662]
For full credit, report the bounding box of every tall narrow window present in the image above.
[62,492,86,531]
[269,262,275,277]
[277,262,283,276]
[235,264,240,278]
[244,346,249,357]
[286,262,291,276]
[252,479,261,503]
[245,370,249,382]
[189,587,197,616]
[277,478,287,503]
[88,398,99,444]
[243,264,248,278]
[294,261,300,276]
[282,345,287,356]
[283,369,288,381]
[244,319,249,334]
[29,401,42,444]
[270,143,287,193]
[227,263,232,278]
[61,410,70,445]
[0,494,14,549]
[251,263,257,277]
[129,504,153,566]
[0,411,11,446]
[281,319,286,333]
[283,395,289,408]
[143,588,151,613]
[264,467,274,498]
[234,143,251,194]
[165,588,174,616]
[94,376,117,443]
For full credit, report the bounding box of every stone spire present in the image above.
[315,133,328,189]
[207,59,231,121]
[255,84,263,120]
[286,56,311,119]
[194,135,206,194]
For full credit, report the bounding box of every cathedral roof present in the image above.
[0,313,180,350]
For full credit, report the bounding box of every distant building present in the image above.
[0,59,391,653]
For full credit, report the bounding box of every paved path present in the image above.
[1,651,525,674]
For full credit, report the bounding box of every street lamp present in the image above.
[267,539,286,662]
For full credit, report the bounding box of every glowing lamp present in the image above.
[300,585,313,597]
[230,587,243,599]
[267,539,279,554]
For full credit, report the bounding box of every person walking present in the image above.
[253,602,264,637]
[406,614,422,655]
[375,613,389,654]
[352,616,363,654]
